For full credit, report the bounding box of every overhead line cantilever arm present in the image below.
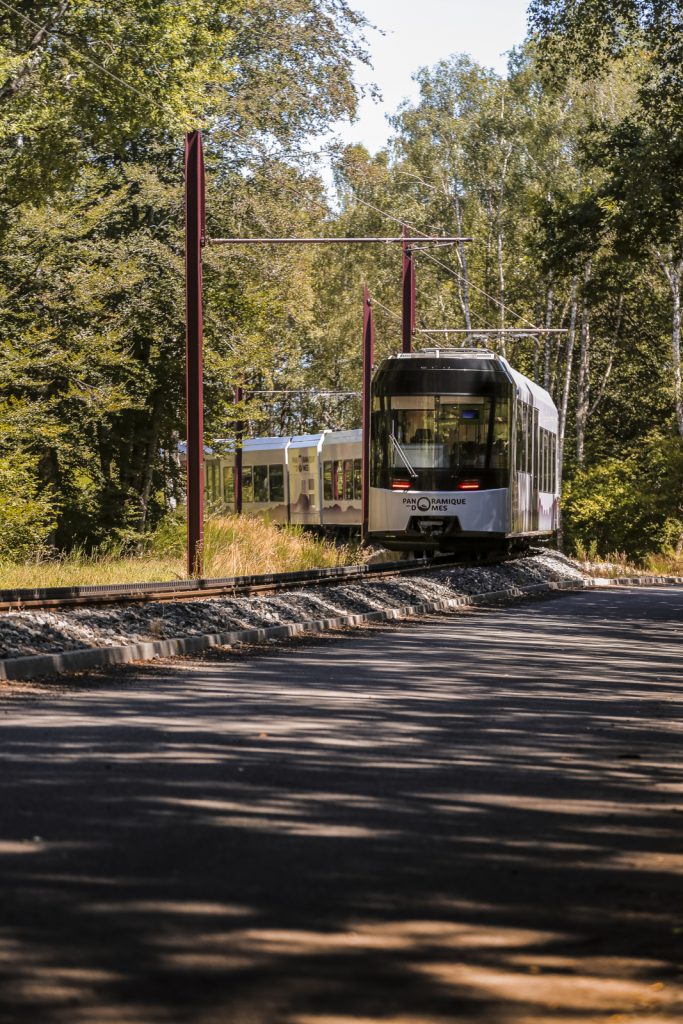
[416,328,569,334]
[206,236,472,245]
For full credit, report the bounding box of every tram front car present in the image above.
[367,348,559,554]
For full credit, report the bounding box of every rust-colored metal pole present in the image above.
[184,130,206,576]
[402,226,416,353]
[234,385,243,514]
[361,284,375,540]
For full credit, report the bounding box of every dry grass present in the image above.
[0,515,358,590]
[641,551,683,576]
[202,515,358,578]
[574,541,683,578]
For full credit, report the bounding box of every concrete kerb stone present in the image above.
[0,575,680,683]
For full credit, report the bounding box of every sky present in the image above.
[333,0,531,153]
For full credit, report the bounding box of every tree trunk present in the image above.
[497,227,506,357]
[575,263,592,468]
[137,399,162,533]
[551,292,572,397]
[543,274,555,389]
[494,143,512,359]
[673,278,683,438]
[556,281,578,551]
[558,282,578,482]
[451,191,472,336]
[653,247,683,439]
[588,294,622,419]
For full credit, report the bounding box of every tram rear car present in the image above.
[367,349,559,553]
[202,430,363,530]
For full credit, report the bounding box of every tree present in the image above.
[0,1,369,549]
[528,0,683,436]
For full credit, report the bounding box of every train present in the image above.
[197,348,560,554]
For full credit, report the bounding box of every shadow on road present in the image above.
[0,587,682,1022]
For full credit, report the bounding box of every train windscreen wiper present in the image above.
[390,433,418,478]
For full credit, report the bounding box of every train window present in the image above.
[333,460,342,500]
[206,461,220,502]
[533,409,540,488]
[323,461,333,500]
[551,434,557,491]
[550,435,553,490]
[491,399,510,469]
[343,460,353,500]
[243,466,254,503]
[269,465,284,503]
[389,396,492,469]
[372,393,510,488]
[551,433,555,490]
[253,465,268,502]
[222,466,235,504]
[540,431,546,491]
[353,459,362,499]
[391,395,436,410]
[515,402,528,474]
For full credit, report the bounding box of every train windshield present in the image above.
[372,394,510,490]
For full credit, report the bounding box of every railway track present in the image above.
[0,552,507,613]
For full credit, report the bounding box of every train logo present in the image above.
[402,496,466,511]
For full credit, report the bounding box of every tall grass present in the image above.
[0,514,358,590]
[642,551,683,576]
[573,539,683,577]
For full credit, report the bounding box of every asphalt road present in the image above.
[0,586,682,1024]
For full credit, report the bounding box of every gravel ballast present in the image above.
[0,551,587,662]
[1,551,679,681]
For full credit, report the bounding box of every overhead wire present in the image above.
[420,248,539,330]
[370,297,402,322]
[349,191,540,331]
[371,297,445,345]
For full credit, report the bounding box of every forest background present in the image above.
[0,0,681,566]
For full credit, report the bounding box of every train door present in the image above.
[288,436,323,526]
[514,398,532,532]
[511,396,521,533]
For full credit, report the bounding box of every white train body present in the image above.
[197,349,559,552]
[367,349,559,552]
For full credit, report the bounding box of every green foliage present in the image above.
[324,42,681,562]
[0,1,368,552]
[562,430,683,558]
[0,452,57,559]
[1,2,680,569]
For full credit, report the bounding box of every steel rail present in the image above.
[0,554,501,613]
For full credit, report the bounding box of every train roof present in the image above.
[181,431,364,456]
[500,359,557,430]
[197,436,291,455]
[378,348,558,430]
[322,429,362,445]
[288,433,325,449]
